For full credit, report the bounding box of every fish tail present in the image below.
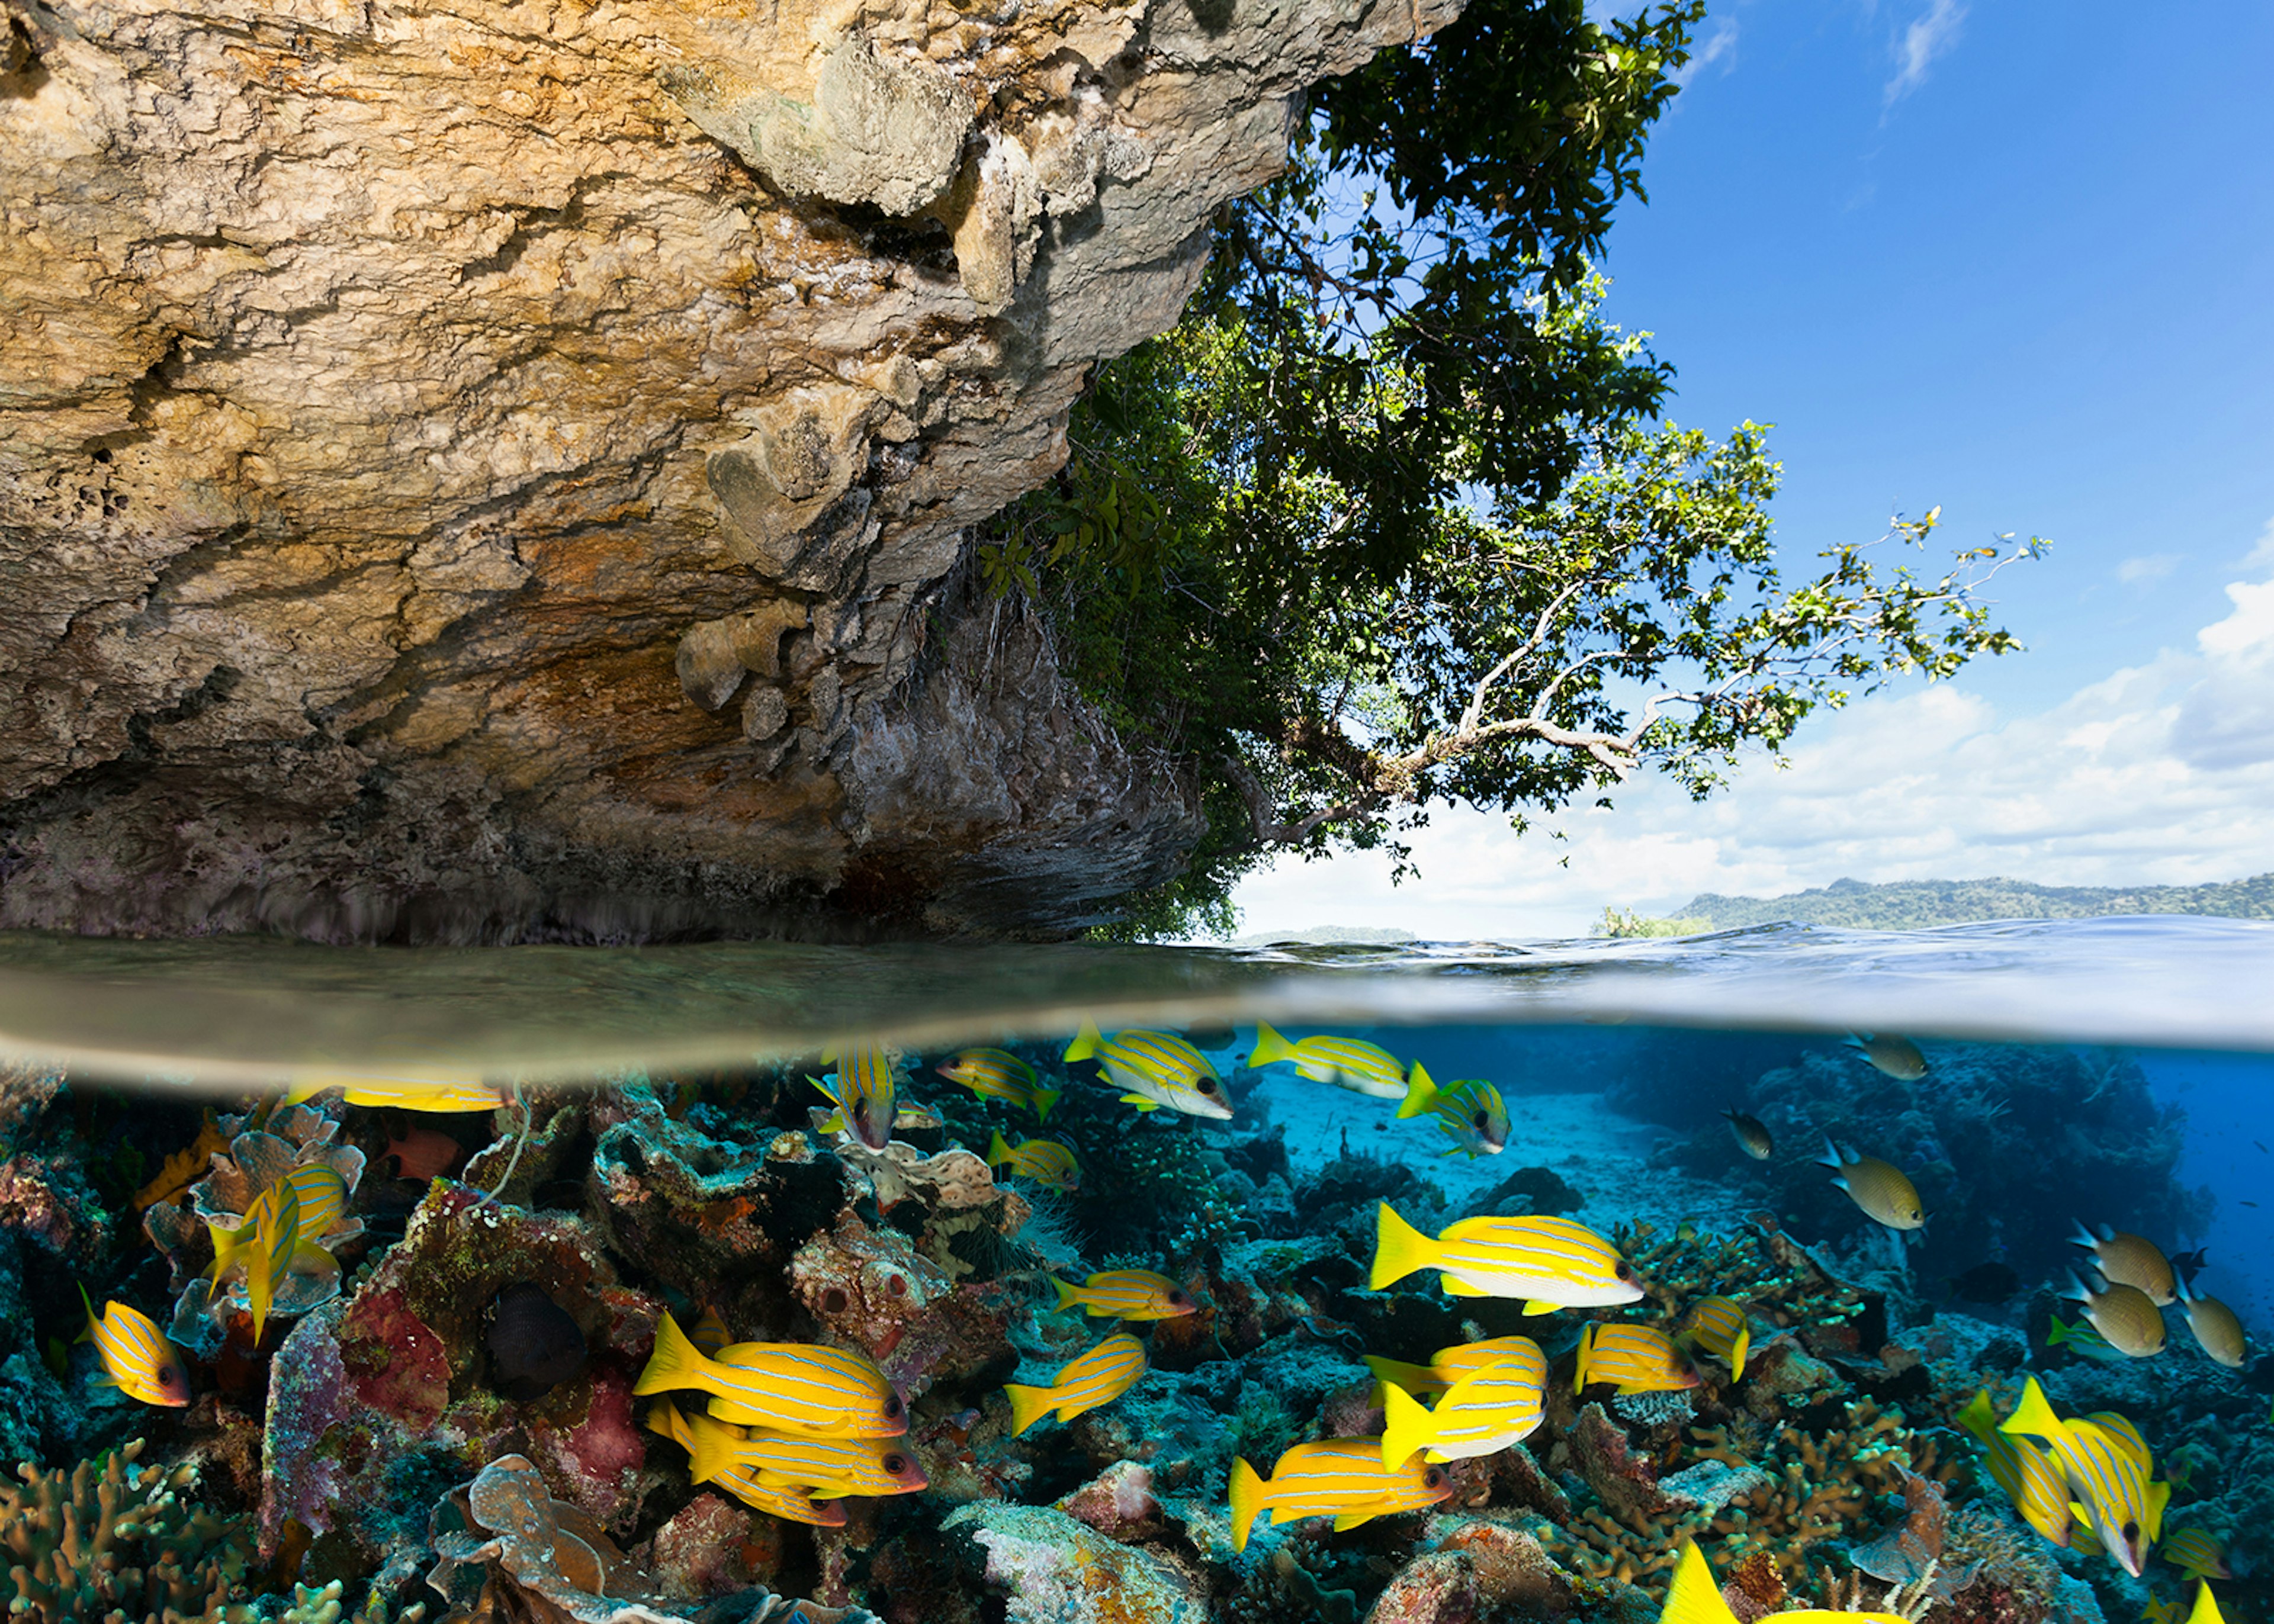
[2069,1218,2100,1250]
[1379,1382,1433,1471]
[2059,1269,2093,1303]
[1030,1088,1060,1123]
[1957,1387,1996,1440]
[1228,1455,1266,1553]
[1573,1323,1595,1395]
[1999,1376,2063,1442]
[2146,1477,2169,1543]
[1813,1136,1845,1170]
[1062,1022,1104,1064]
[1368,1202,1434,1291]
[246,1250,274,1345]
[1395,1063,1438,1121]
[644,1399,688,1444]
[1363,1355,1439,1395]
[1247,1023,1295,1068]
[988,1131,1013,1168]
[75,1281,98,1344]
[633,1313,711,1398]
[206,1217,250,1282]
[1660,1544,1741,1624]
[1004,1382,1058,1438]
[1727,1326,1748,1382]
[685,1417,735,1485]
[2045,1313,2076,1346]
[1051,1277,1083,1314]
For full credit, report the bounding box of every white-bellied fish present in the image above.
[1844,1033,1928,1080]
[1678,1297,1751,1381]
[1227,1438,1453,1552]
[1052,1270,1197,1321]
[686,1416,927,1498]
[1575,1322,1698,1395]
[2001,1377,2168,1575]
[285,1072,508,1113]
[1369,1203,1643,1313]
[1720,1108,1773,1160]
[987,1132,1080,1194]
[2072,1223,2177,1305]
[2062,1271,2167,1358]
[1658,1542,1906,1622]
[936,1049,1059,1120]
[633,1313,906,1438]
[646,1401,846,1527]
[76,1285,190,1407]
[2175,1278,2246,1368]
[1063,1024,1233,1120]
[1004,1333,1146,1435]
[1816,1139,1925,1231]
[811,1045,900,1152]
[1247,1025,1409,1099]
[1365,1334,1546,1397]
[1380,1352,1546,1465]
[1396,1066,1508,1158]
[1957,1388,2073,1548]
[2158,1527,2230,1580]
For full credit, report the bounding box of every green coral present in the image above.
[1617,1218,1872,1333]
[0,1439,254,1623]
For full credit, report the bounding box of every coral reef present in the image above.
[0,1438,255,1622]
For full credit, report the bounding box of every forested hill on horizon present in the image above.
[1642,875,2274,932]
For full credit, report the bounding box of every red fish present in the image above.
[386,1125,462,1180]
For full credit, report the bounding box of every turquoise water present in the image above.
[2,917,2267,1623]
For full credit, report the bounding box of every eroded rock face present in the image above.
[0,0,1457,940]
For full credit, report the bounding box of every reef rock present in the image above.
[942,1501,1202,1623]
[0,0,1460,941]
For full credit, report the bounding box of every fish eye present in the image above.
[1472,1111,1489,1130]
[1197,1078,1218,1094]
[1615,1262,1636,1282]
[884,1453,908,1474]
[1169,1292,1192,1307]
[885,1394,904,1417]
[1422,1467,1446,1489]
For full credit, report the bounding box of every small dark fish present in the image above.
[1945,1261,2021,1304]
[1720,1108,1773,1160]
[487,1282,587,1401]
[2256,1141,2269,1153]
[2243,1201,2261,1208]
[2170,1247,2209,1288]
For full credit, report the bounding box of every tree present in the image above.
[975,0,2041,935]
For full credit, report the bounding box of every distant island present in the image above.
[1601,873,2274,935]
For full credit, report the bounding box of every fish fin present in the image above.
[2095,1221,2115,1242]
[1437,1277,1489,1298]
[644,1400,688,1445]
[1051,1278,1083,1314]
[2070,1501,2092,1533]
[1331,1512,1377,1533]
[1118,1095,1160,1112]
[1369,1203,1434,1291]
[207,1217,252,1283]
[1380,1382,1432,1471]
[1843,1033,1869,1049]
[1957,1388,1995,1441]
[685,1418,735,1485]
[1063,1022,1104,1064]
[1363,1356,1440,1395]
[89,1371,118,1389]
[75,1281,99,1343]
[1031,1089,1060,1123]
[1228,1456,1265,1553]
[1660,1544,1742,1624]
[1574,1322,1594,1394]
[2060,1269,2094,1303]
[2070,1218,2100,1250]
[807,1074,840,1109]
[1396,1063,1438,1121]
[1248,1022,1295,1068]
[1999,1376,2066,1443]
[1004,1382,1057,1438]
[2146,1478,2170,1543]
[1521,1299,1563,1317]
[1728,1326,1748,1382]
[632,1314,710,1398]
[988,1131,1012,1166]
[1814,1136,1847,1170]
[2185,1590,2227,1624]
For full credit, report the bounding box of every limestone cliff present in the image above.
[0,0,1456,938]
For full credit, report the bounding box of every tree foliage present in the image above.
[974,0,2041,937]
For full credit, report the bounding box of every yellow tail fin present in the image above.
[1248,1022,1297,1068]
[1228,1456,1266,1552]
[1380,1381,1434,1471]
[989,1131,1013,1167]
[1573,1323,1596,1394]
[1999,1376,2065,1444]
[1004,1381,1059,1438]
[1032,1088,1061,1122]
[1369,1202,1435,1291]
[207,1217,250,1282]
[2146,1477,2170,1543]
[1396,1062,1438,1120]
[2189,1583,2228,1624]
[1363,1354,1443,1395]
[1957,1387,1995,1442]
[1660,1544,1740,1624]
[1051,1277,1083,1314]
[686,1414,737,1484]
[1063,1022,1105,1064]
[634,1313,710,1398]
[645,1400,692,1446]
[1726,1326,1749,1382]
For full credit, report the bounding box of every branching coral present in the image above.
[0,1438,254,1623]
[1618,1218,1874,1343]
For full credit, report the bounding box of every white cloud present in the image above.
[1231,544,2274,941]
[2117,553,2182,585]
[1885,0,1967,105]
[1672,17,1739,89]
[2246,516,2274,571]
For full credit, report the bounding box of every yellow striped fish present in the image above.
[2063,1271,2167,1358]
[1247,1025,1408,1099]
[1004,1333,1146,1435]
[1678,1297,1751,1381]
[811,1045,899,1152]
[208,1163,348,1283]
[1364,1334,1543,1397]
[1063,1024,1232,1120]
[2002,1377,2167,1575]
[633,1313,906,1438]
[1051,1270,1197,1321]
[936,1049,1059,1120]
[76,1285,190,1407]
[2071,1223,2177,1305]
[987,1132,1080,1194]
[2145,1595,2183,1624]
[2175,1279,2246,1368]
[686,1416,927,1498]
[2159,1527,2230,1580]
[1956,1388,2072,1548]
[1396,1067,1508,1159]
[690,1305,732,1357]
[285,1071,507,1113]
[1575,1323,1697,1395]
[1816,1139,1925,1230]
[240,1178,301,1344]
[2047,1311,2128,1363]
[1370,1203,1643,1313]
[1659,1542,1907,1622]
[1227,1438,1453,1552]
[1380,1349,1546,1465]
[645,1402,846,1527]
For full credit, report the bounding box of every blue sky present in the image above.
[1231,1,2274,940]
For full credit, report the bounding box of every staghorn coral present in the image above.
[0,1438,255,1623]
[1618,1217,1878,1350]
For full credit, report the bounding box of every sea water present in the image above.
[2,916,2267,1623]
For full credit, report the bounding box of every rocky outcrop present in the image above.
[0,0,1457,939]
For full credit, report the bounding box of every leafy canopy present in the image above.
[974,0,2041,937]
